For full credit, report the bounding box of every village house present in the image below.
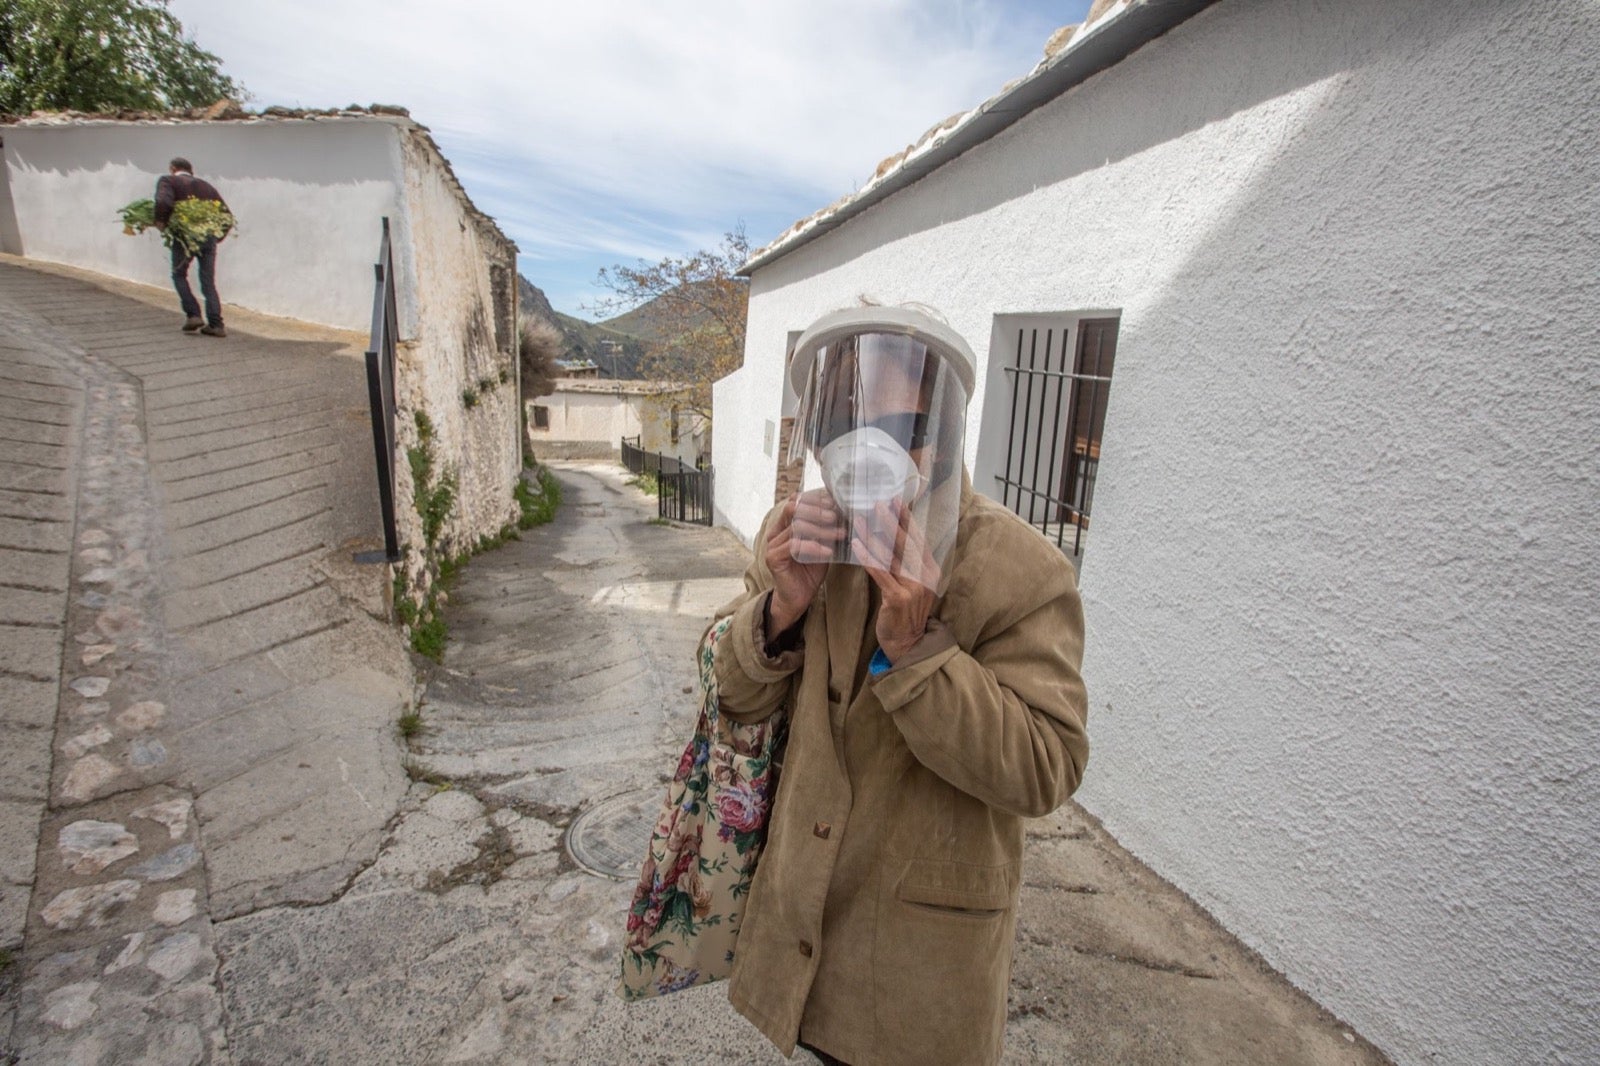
[712,1,1598,1063]
[528,378,707,466]
[0,106,523,595]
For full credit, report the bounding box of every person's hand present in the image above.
[765,491,841,634]
[853,499,940,664]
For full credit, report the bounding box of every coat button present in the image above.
[813,822,831,840]
[798,940,814,958]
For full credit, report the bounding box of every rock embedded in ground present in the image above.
[63,724,114,758]
[61,755,120,803]
[58,820,139,875]
[131,798,191,841]
[41,981,100,1030]
[145,932,204,982]
[129,844,199,883]
[116,701,165,732]
[40,880,141,931]
[68,677,110,700]
[153,889,197,926]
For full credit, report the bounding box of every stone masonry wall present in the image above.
[389,126,521,607]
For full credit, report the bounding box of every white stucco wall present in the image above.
[533,386,701,464]
[533,388,644,444]
[716,1,1600,1063]
[0,118,404,330]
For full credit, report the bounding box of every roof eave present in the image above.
[738,0,1220,277]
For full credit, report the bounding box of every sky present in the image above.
[169,1,1095,318]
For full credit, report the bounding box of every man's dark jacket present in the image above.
[154,173,227,226]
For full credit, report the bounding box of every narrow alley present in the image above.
[0,261,1388,1064]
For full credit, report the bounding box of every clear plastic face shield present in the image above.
[785,309,974,592]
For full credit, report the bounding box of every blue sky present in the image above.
[171,1,1094,318]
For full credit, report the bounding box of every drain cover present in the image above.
[566,788,662,880]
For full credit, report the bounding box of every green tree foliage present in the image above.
[593,226,750,422]
[0,0,243,114]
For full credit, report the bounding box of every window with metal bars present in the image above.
[989,316,1118,561]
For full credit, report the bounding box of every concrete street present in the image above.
[0,258,1391,1064]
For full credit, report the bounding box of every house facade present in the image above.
[528,379,706,465]
[0,108,523,591]
[712,1,1599,1063]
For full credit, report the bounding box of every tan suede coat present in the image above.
[715,483,1089,1066]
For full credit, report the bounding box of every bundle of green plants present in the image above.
[169,199,235,253]
[119,198,156,235]
[117,197,236,254]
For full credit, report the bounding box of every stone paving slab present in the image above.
[0,393,75,422]
[0,551,68,591]
[0,488,70,520]
[159,446,341,506]
[0,516,68,552]
[0,467,70,498]
[0,419,71,446]
[0,678,57,730]
[163,553,324,633]
[0,626,62,681]
[0,587,62,626]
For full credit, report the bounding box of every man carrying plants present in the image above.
[154,157,232,337]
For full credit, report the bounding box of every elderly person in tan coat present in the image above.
[714,306,1089,1065]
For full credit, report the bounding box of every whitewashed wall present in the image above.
[534,388,644,444]
[715,1,1600,1063]
[532,387,702,464]
[0,118,404,330]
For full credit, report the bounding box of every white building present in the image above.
[528,379,705,465]
[712,1,1599,1063]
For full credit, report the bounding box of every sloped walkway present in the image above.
[0,257,412,1064]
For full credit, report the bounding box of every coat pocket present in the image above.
[894,857,1018,914]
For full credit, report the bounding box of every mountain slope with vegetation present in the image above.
[517,274,647,378]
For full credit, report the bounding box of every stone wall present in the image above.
[388,125,520,606]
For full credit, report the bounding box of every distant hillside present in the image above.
[597,279,723,344]
[517,274,647,378]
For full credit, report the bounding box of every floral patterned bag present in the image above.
[618,615,788,1000]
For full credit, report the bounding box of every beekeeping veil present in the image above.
[786,306,976,592]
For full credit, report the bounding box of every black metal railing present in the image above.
[620,435,646,475]
[361,218,401,563]
[659,467,714,524]
[621,437,713,525]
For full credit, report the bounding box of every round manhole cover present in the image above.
[566,788,661,880]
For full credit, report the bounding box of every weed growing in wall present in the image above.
[394,409,462,662]
[459,362,516,411]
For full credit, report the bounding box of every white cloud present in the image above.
[171,0,1087,313]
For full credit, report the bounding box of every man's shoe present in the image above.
[200,324,227,338]
[182,316,203,333]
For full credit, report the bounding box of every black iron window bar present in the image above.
[993,320,1116,561]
